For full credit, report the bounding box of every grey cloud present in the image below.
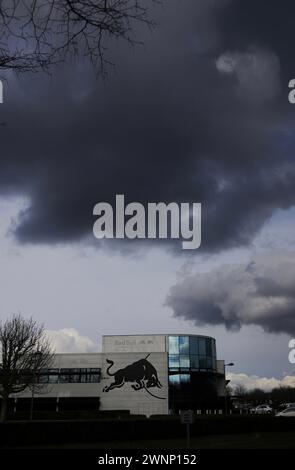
[165,252,295,335]
[0,1,295,253]
[216,48,281,103]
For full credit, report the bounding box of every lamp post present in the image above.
[224,362,234,415]
[30,351,42,421]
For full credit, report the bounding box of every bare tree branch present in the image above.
[0,314,54,421]
[0,0,156,75]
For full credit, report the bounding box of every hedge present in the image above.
[1,415,295,447]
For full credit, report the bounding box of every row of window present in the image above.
[168,336,216,357]
[36,368,101,384]
[169,354,216,371]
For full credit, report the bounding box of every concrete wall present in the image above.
[102,335,167,353]
[216,360,226,396]
[217,360,225,375]
[15,353,102,399]
[14,351,169,416]
[99,352,169,416]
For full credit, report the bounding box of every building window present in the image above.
[199,356,207,369]
[190,355,199,369]
[179,355,190,368]
[206,338,212,356]
[207,357,213,370]
[198,338,206,356]
[169,373,190,388]
[168,335,217,374]
[179,336,189,354]
[37,369,59,384]
[168,336,179,354]
[48,374,59,384]
[37,368,101,384]
[169,355,179,368]
[169,374,181,388]
[212,340,216,358]
[180,374,190,384]
[189,337,198,355]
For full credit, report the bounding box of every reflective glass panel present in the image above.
[179,355,190,368]
[206,338,212,356]
[71,374,81,383]
[190,355,199,369]
[199,356,207,369]
[189,337,198,355]
[38,375,49,384]
[211,340,216,358]
[180,374,190,384]
[179,336,189,354]
[168,336,179,354]
[169,374,181,388]
[90,374,101,383]
[80,374,89,383]
[49,375,59,383]
[169,355,179,368]
[199,338,206,355]
[207,357,213,370]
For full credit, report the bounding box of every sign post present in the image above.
[180,410,194,449]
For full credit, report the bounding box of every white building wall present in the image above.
[216,360,226,396]
[102,335,167,353]
[15,353,102,399]
[99,352,169,416]
[14,350,169,416]
[217,360,225,375]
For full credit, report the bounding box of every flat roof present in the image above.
[102,333,216,340]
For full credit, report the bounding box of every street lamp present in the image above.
[224,362,234,415]
[30,351,42,421]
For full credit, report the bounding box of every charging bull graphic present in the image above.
[103,354,166,400]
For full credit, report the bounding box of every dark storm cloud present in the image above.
[1,0,295,251]
[165,252,295,335]
[218,0,295,78]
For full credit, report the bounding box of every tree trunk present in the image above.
[0,396,8,422]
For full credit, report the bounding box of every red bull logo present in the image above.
[103,354,166,400]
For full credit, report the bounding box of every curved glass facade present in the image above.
[168,335,217,373]
[168,335,219,411]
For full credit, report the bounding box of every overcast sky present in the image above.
[0,0,295,390]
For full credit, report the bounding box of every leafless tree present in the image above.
[225,383,233,397]
[0,0,156,74]
[0,314,54,422]
[234,384,247,398]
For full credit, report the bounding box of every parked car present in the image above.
[252,404,272,414]
[233,403,252,411]
[276,407,295,417]
[276,402,295,412]
[279,403,295,410]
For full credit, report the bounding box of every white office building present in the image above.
[10,334,227,417]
